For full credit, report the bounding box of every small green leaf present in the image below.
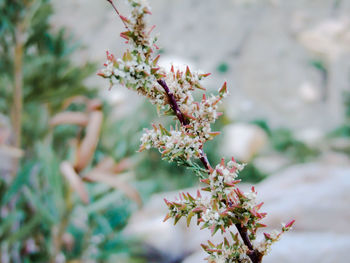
[187,211,194,227]
[2,162,34,205]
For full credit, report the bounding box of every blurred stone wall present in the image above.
[52,0,350,131]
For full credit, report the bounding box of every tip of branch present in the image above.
[106,0,130,30]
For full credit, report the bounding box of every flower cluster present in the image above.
[163,159,268,236]
[202,233,251,263]
[99,0,226,162]
[98,0,165,104]
[99,1,294,262]
[138,79,226,161]
[139,124,203,160]
[98,47,165,105]
[163,176,294,262]
[203,158,245,197]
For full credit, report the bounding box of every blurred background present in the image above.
[0,0,350,262]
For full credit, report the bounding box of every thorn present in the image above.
[153,55,161,66]
[153,43,159,50]
[148,25,156,35]
[186,66,192,77]
[120,15,129,23]
[144,8,152,15]
[220,158,225,166]
[200,72,211,78]
[163,214,171,222]
[120,31,130,40]
[219,81,227,95]
[285,219,296,229]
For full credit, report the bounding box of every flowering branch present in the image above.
[99,1,294,262]
[159,73,263,262]
[157,78,212,171]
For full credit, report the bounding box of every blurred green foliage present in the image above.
[270,128,319,162]
[216,62,229,74]
[0,0,96,149]
[327,91,350,156]
[0,0,140,261]
[252,119,319,163]
[1,143,138,262]
[330,91,350,138]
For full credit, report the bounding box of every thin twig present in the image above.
[50,188,73,263]
[106,0,130,30]
[199,149,211,171]
[11,21,25,177]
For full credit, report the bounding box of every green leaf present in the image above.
[86,191,123,214]
[7,214,42,245]
[2,162,34,205]
[0,210,23,238]
[187,211,194,227]
[24,188,56,224]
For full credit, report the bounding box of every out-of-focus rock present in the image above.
[294,128,324,148]
[318,151,350,166]
[264,232,350,263]
[298,81,321,103]
[258,163,350,233]
[52,0,350,130]
[124,190,184,257]
[328,137,350,153]
[221,123,268,162]
[254,154,291,174]
[298,18,350,60]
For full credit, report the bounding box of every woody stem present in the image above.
[236,224,263,263]
[157,79,188,126]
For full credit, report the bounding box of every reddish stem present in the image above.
[106,0,130,29]
[157,79,211,169]
[157,79,188,126]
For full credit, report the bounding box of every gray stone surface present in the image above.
[52,0,350,130]
[258,163,350,233]
[221,123,268,162]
